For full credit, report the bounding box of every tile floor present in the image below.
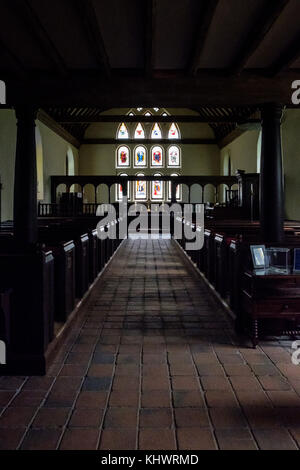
[0,239,300,450]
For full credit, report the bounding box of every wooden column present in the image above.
[171,181,177,204]
[260,103,284,242]
[13,106,38,247]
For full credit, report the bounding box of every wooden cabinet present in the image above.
[241,271,300,347]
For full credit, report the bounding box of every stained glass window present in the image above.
[144,111,152,116]
[151,123,162,139]
[153,108,160,112]
[162,112,168,117]
[151,174,164,200]
[168,174,181,201]
[134,146,147,168]
[168,123,179,139]
[137,108,143,112]
[134,123,145,139]
[128,112,134,116]
[151,146,163,168]
[117,173,130,201]
[118,123,129,139]
[135,173,147,200]
[117,146,130,167]
[168,145,181,167]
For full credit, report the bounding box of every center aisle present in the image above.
[1,239,300,450]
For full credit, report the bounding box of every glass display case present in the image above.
[266,247,291,274]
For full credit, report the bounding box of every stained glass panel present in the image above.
[117,146,130,167]
[151,146,163,167]
[151,175,164,200]
[134,146,147,167]
[134,123,145,139]
[135,174,147,200]
[168,123,179,139]
[151,123,162,139]
[118,123,129,139]
[168,145,181,167]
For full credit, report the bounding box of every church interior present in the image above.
[1,0,300,451]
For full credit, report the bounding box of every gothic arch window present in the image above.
[151,173,164,201]
[117,122,129,139]
[135,173,147,200]
[116,145,130,168]
[151,145,163,168]
[134,123,145,139]
[167,145,181,168]
[144,111,152,116]
[168,123,180,139]
[116,173,130,201]
[134,145,147,168]
[151,123,162,139]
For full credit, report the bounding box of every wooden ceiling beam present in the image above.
[57,115,260,124]
[188,0,220,76]
[0,38,27,78]
[15,0,67,77]
[7,72,298,107]
[83,138,217,145]
[37,109,80,148]
[145,0,156,77]
[270,31,300,76]
[75,0,111,77]
[229,0,290,75]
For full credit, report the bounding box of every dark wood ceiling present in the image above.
[1,0,300,143]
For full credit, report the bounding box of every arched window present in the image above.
[135,173,147,200]
[151,145,163,168]
[134,145,147,168]
[257,130,262,173]
[144,111,152,116]
[151,123,162,139]
[66,147,75,176]
[134,123,145,139]
[116,173,130,201]
[168,123,179,139]
[117,122,129,139]
[167,145,181,167]
[151,173,164,201]
[168,174,181,201]
[116,145,130,168]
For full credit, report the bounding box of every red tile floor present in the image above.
[1,239,300,450]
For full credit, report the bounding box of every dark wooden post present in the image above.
[260,103,284,242]
[14,106,38,247]
[171,180,177,204]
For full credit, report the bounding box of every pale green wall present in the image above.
[0,109,79,221]
[79,108,220,203]
[220,129,260,176]
[38,121,79,203]
[282,109,300,221]
[220,109,300,221]
[0,110,17,221]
